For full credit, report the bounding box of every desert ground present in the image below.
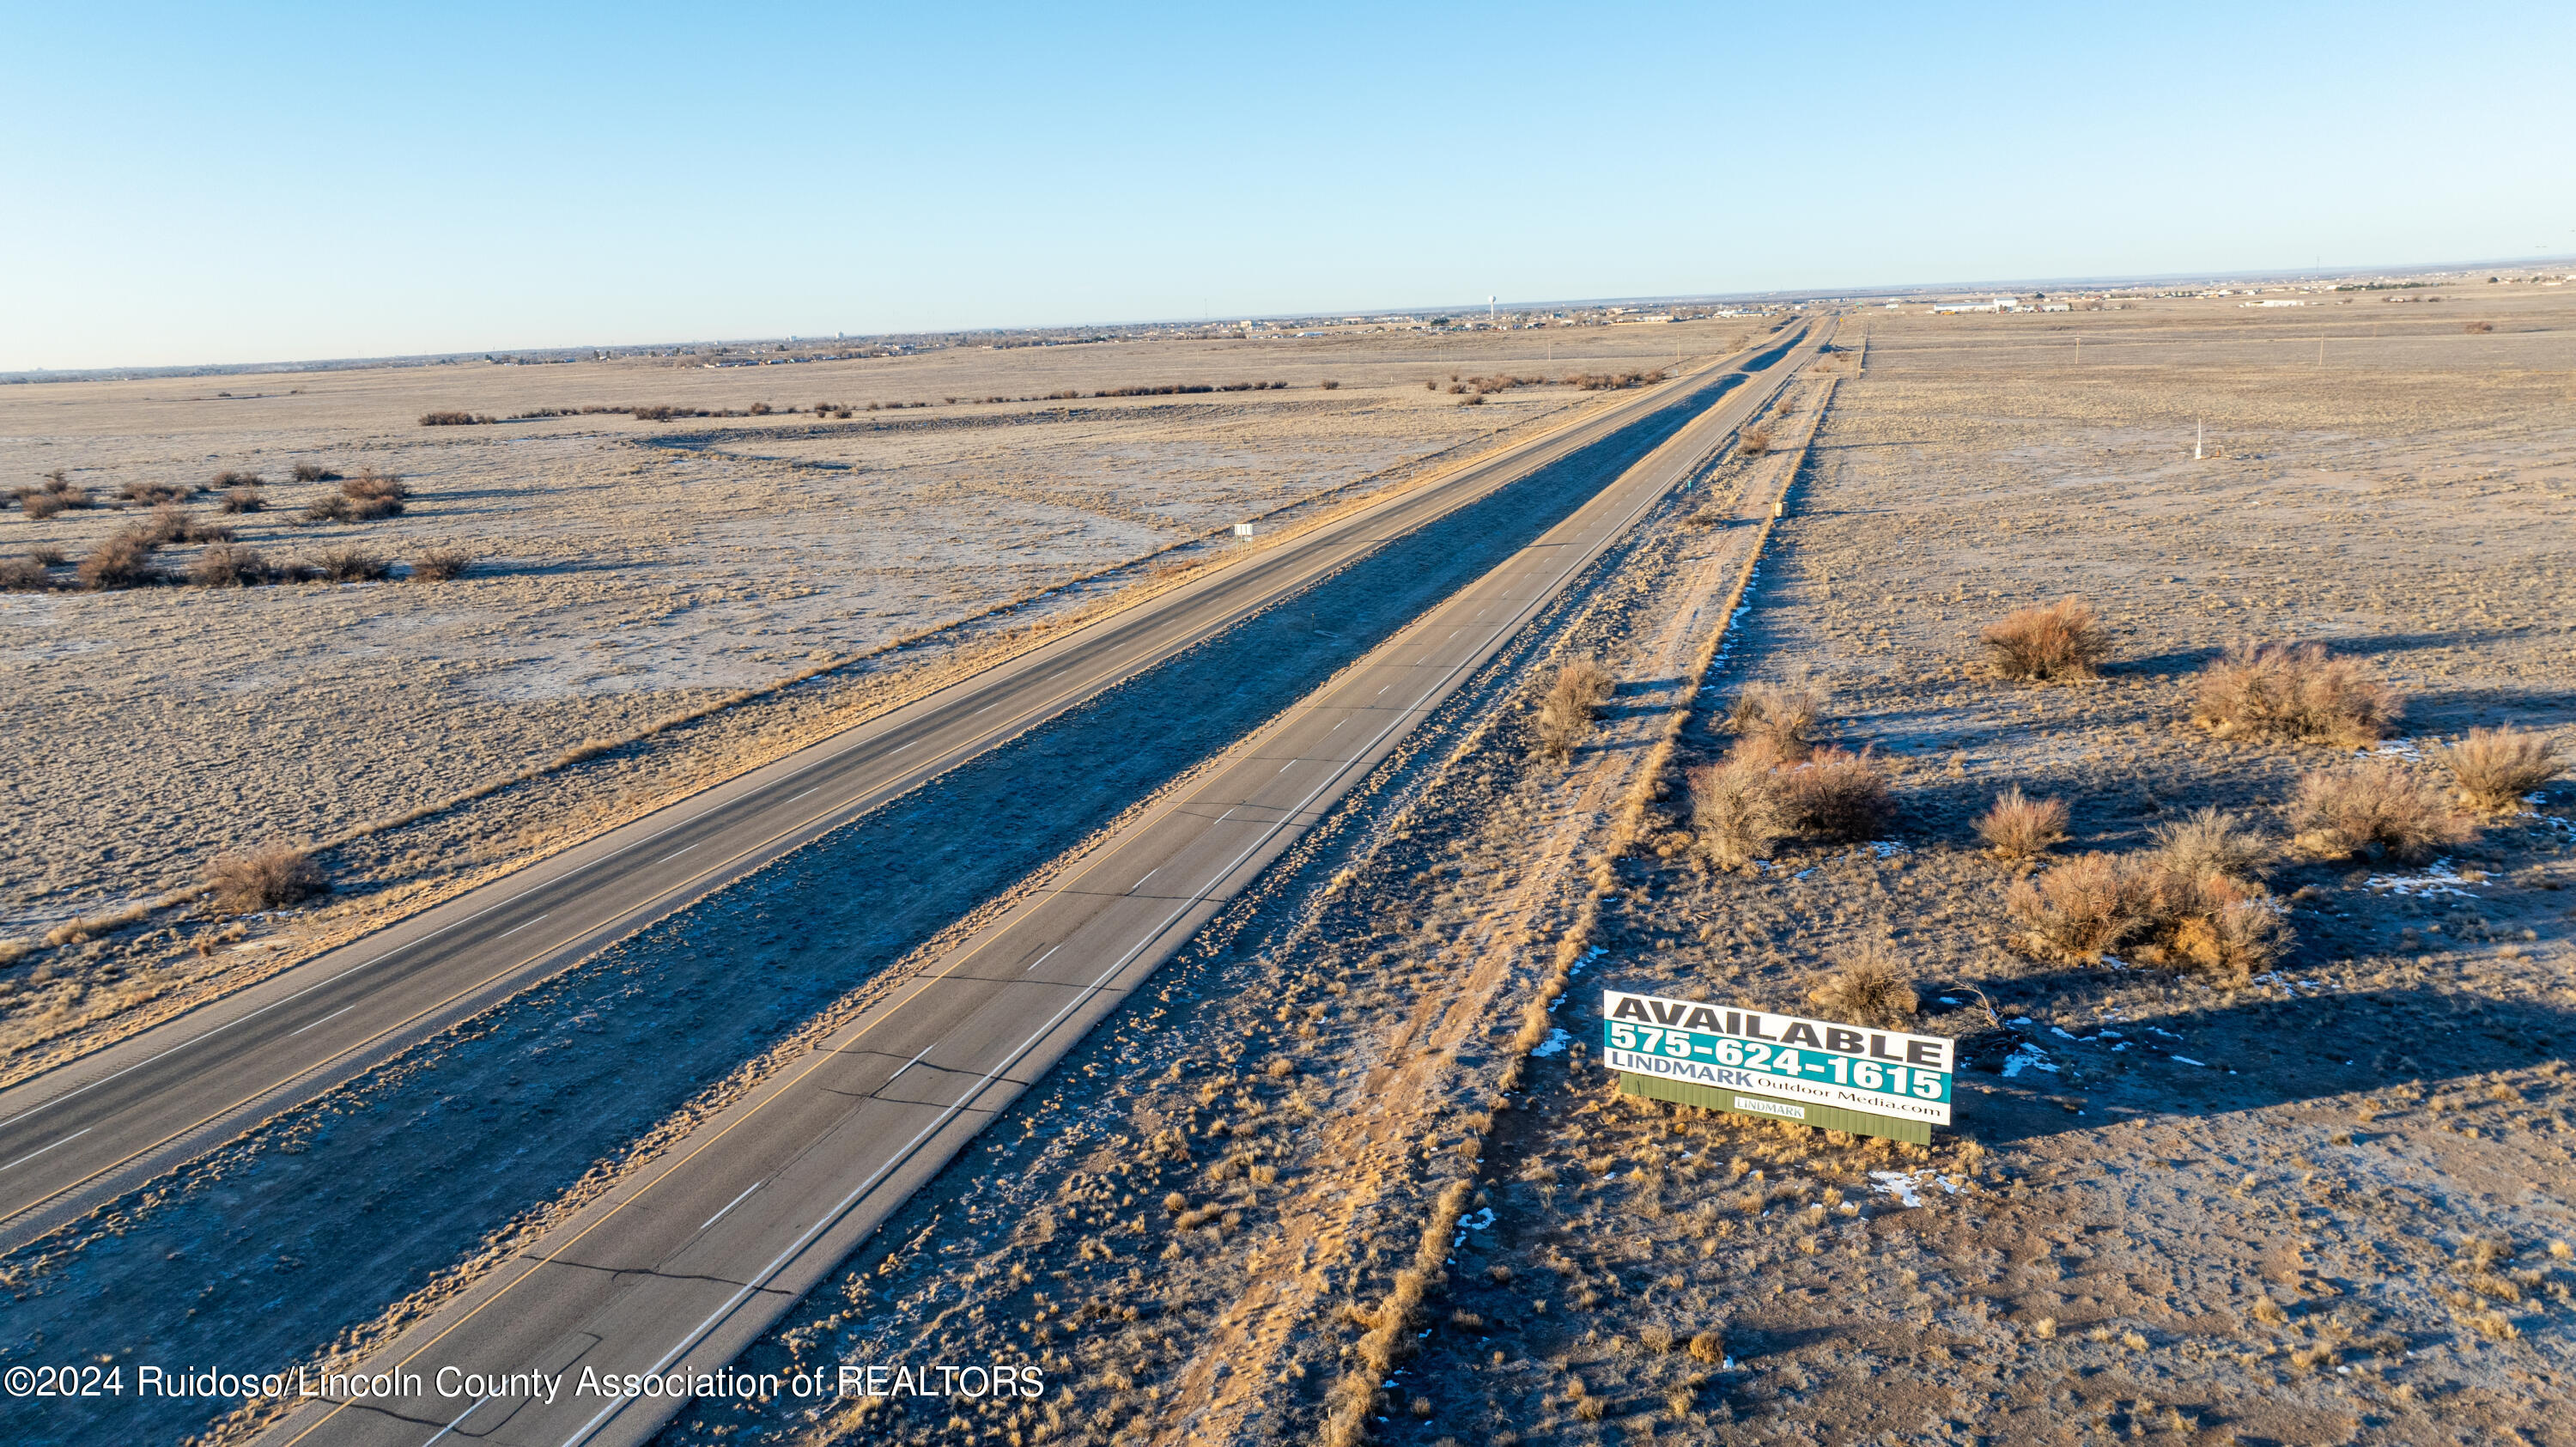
[0,319,1735,1075]
[618,289,2573,1447]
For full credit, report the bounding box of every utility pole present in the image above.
[2194,418,2204,460]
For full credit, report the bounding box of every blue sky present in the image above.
[6,2,2570,370]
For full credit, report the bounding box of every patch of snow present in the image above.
[2360,738,2427,762]
[2365,859,2480,899]
[1869,1170,1927,1207]
[1532,1028,1572,1058]
[1938,997,1962,1006]
[1868,1170,1965,1208]
[2002,1044,2058,1077]
[2171,1055,2208,1067]
[1867,840,1910,859]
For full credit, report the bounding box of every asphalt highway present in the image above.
[253,319,1829,1447]
[0,333,1796,1255]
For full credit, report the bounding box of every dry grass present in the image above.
[187,543,272,587]
[1774,746,1893,842]
[1807,942,1918,1028]
[76,529,162,590]
[1727,678,1826,760]
[1534,657,1615,761]
[1979,597,2111,682]
[408,548,472,581]
[1975,787,2069,859]
[2436,727,2565,812]
[205,841,327,913]
[2288,763,2475,861]
[2190,641,2401,747]
[1322,1180,1473,1447]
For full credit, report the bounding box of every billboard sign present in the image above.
[1600,988,1954,1140]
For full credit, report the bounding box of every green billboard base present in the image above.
[1617,1070,1932,1146]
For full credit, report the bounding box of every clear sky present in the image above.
[6,1,2570,371]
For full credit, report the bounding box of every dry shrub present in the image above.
[76,529,162,589]
[2152,806,2269,881]
[313,546,390,582]
[2436,727,2564,812]
[289,464,338,483]
[206,841,326,912]
[2005,853,2153,961]
[1687,755,1785,869]
[1320,379,1341,390]
[187,543,272,587]
[1738,425,1773,457]
[2009,845,2287,979]
[301,493,355,524]
[419,410,489,426]
[2288,763,2474,861]
[1807,942,1917,1028]
[409,547,471,581]
[144,503,234,545]
[1775,746,1893,841]
[1980,597,2111,682]
[1976,787,2069,859]
[1728,678,1826,760]
[121,479,189,505]
[2464,319,2494,333]
[0,556,53,592]
[2191,641,2399,746]
[339,470,409,519]
[1534,657,1614,760]
[216,486,266,514]
[18,474,95,520]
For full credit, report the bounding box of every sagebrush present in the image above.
[206,841,327,912]
[2191,641,2399,747]
[1534,658,1614,761]
[1981,597,2111,682]
[2436,727,2563,812]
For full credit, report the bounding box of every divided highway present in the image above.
[258,319,1829,1447]
[0,333,1801,1255]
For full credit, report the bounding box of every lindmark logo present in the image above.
[1734,1096,1805,1121]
